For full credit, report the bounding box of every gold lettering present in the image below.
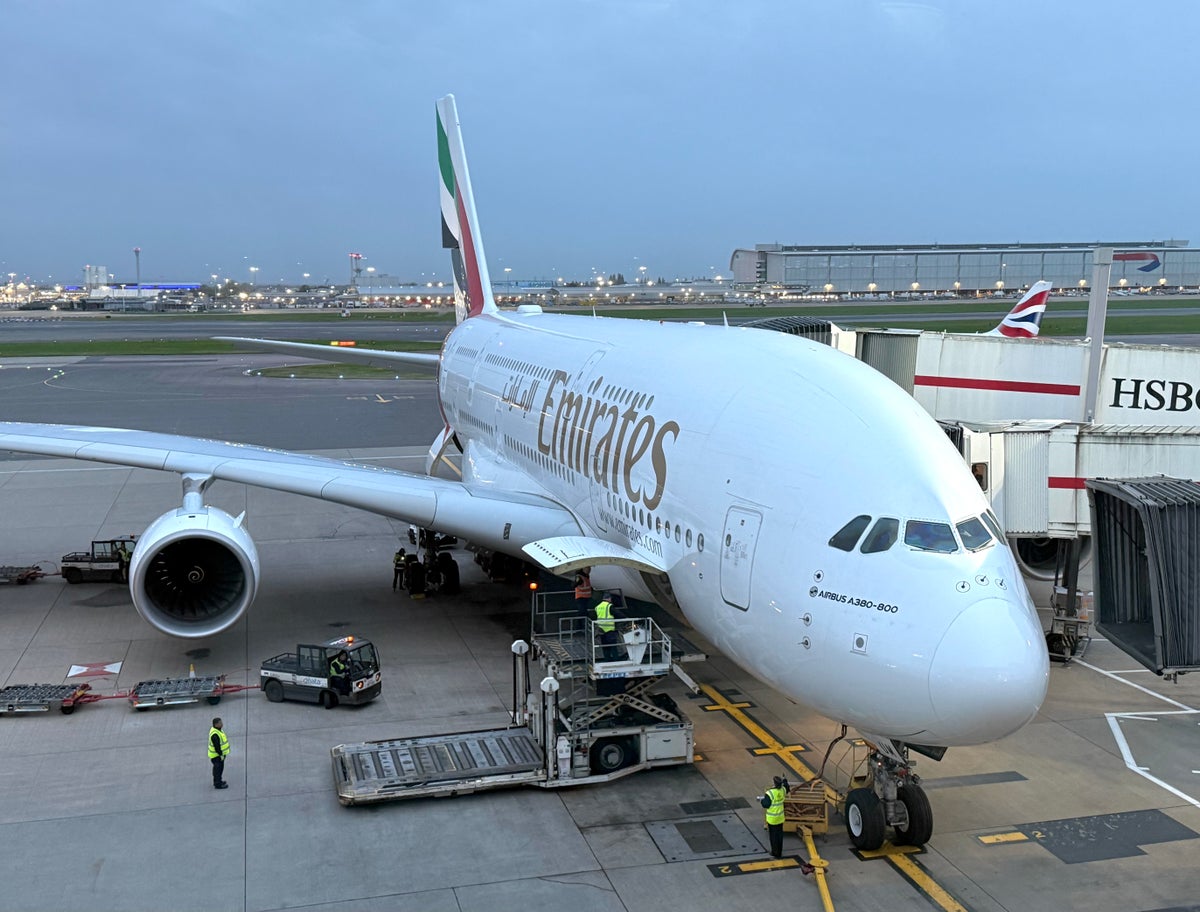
[622,413,655,503]
[591,405,619,487]
[557,389,584,465]
[643,420,679,510]
[537,370,569,455]
[610,395,644,492]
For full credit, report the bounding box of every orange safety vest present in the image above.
[575,574,592,600]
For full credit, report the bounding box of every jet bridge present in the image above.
[1087,477,1200,677]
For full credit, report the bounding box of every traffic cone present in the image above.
[189,663,196,679]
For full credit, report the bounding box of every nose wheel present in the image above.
[843,744,934,850]
[845,788,886,850]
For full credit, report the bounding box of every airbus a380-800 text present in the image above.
[0,95,1048,850]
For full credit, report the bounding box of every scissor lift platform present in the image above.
[0,683,94,715]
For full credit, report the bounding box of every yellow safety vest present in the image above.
[208,727,230,760]
[765,786,786,825]
[393,551,404,568]
[330,658,347,676]
[594,600,615,633]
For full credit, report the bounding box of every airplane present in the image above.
[985,280,1052,338]
[0,95,1048,851]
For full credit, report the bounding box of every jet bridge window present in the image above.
[904,520,958,553]
[956,516,994,552]
[860,517,899,554]
[829,515,872,552]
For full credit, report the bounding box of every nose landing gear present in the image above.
[843,740,934,851]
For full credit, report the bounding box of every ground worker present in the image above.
[117,541,132,582]
[593,592,621,660]
[392,548,405,591]
[574,566,592,615]
[328,650,350,696]
[762,775,788,858]
[208,717,230,789]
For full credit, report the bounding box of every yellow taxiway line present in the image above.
[699,683,973,912]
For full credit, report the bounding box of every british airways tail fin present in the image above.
[437,95,498,324]
[986,280,1052,338]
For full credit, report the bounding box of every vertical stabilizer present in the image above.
[986,280,1052,338]
[437,95,498,324]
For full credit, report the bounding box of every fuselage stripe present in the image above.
[913,375,1081,396]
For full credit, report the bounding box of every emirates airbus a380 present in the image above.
[0,95,1047,849]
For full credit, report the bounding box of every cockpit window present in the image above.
[860,517,899,554]
[904,520,958,553]
[981,510,1005,540]
[829,515,872,552]
[956,516,994,552]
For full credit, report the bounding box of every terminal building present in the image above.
[730,240,1200,296]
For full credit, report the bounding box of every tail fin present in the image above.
[986,280,1052,338]
[437,95,497,324]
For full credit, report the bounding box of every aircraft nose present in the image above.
[928,597,1049,745]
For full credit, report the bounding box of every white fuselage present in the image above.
[438,310,1049,747]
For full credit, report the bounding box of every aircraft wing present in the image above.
[0,422,577,550]
[215,336,440,370]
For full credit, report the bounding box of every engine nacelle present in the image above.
[1009,535,1093,582]
[129,505,259,638]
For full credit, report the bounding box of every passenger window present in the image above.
[829,515,872,552]
[956,516,993,552]
[904,520,959,553]
[860,518,899,554]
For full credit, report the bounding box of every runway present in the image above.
[9,307,1200,348]
[0,313,451,343]
[1,354,1200,911]
[0,354,443,452]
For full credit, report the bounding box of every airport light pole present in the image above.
[249,266,259,287]
[133,247,141,296]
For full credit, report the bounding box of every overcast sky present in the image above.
[3,1,1197,287]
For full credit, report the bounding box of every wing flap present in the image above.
[522,536,666,575]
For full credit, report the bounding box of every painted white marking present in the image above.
[1077,660,1197,711]
[1106,713,1200,811]
[1120,715,1159,721]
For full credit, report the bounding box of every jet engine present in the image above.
[1009,535,1092,582]
[128,505,259,638]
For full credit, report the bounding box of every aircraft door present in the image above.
[721,507,762,610]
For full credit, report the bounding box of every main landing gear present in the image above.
[844,740,934,851]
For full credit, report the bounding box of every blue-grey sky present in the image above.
[3,1,1197,287]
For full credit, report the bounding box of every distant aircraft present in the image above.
[985,281,1053,338]
[0,95,1048,850]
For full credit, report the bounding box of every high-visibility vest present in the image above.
[208,726,230,760]
[330,658,347,677]
[393,551,404,569]
[765,786,786,825]
[575,575,592,600]
[594,600,615,633]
